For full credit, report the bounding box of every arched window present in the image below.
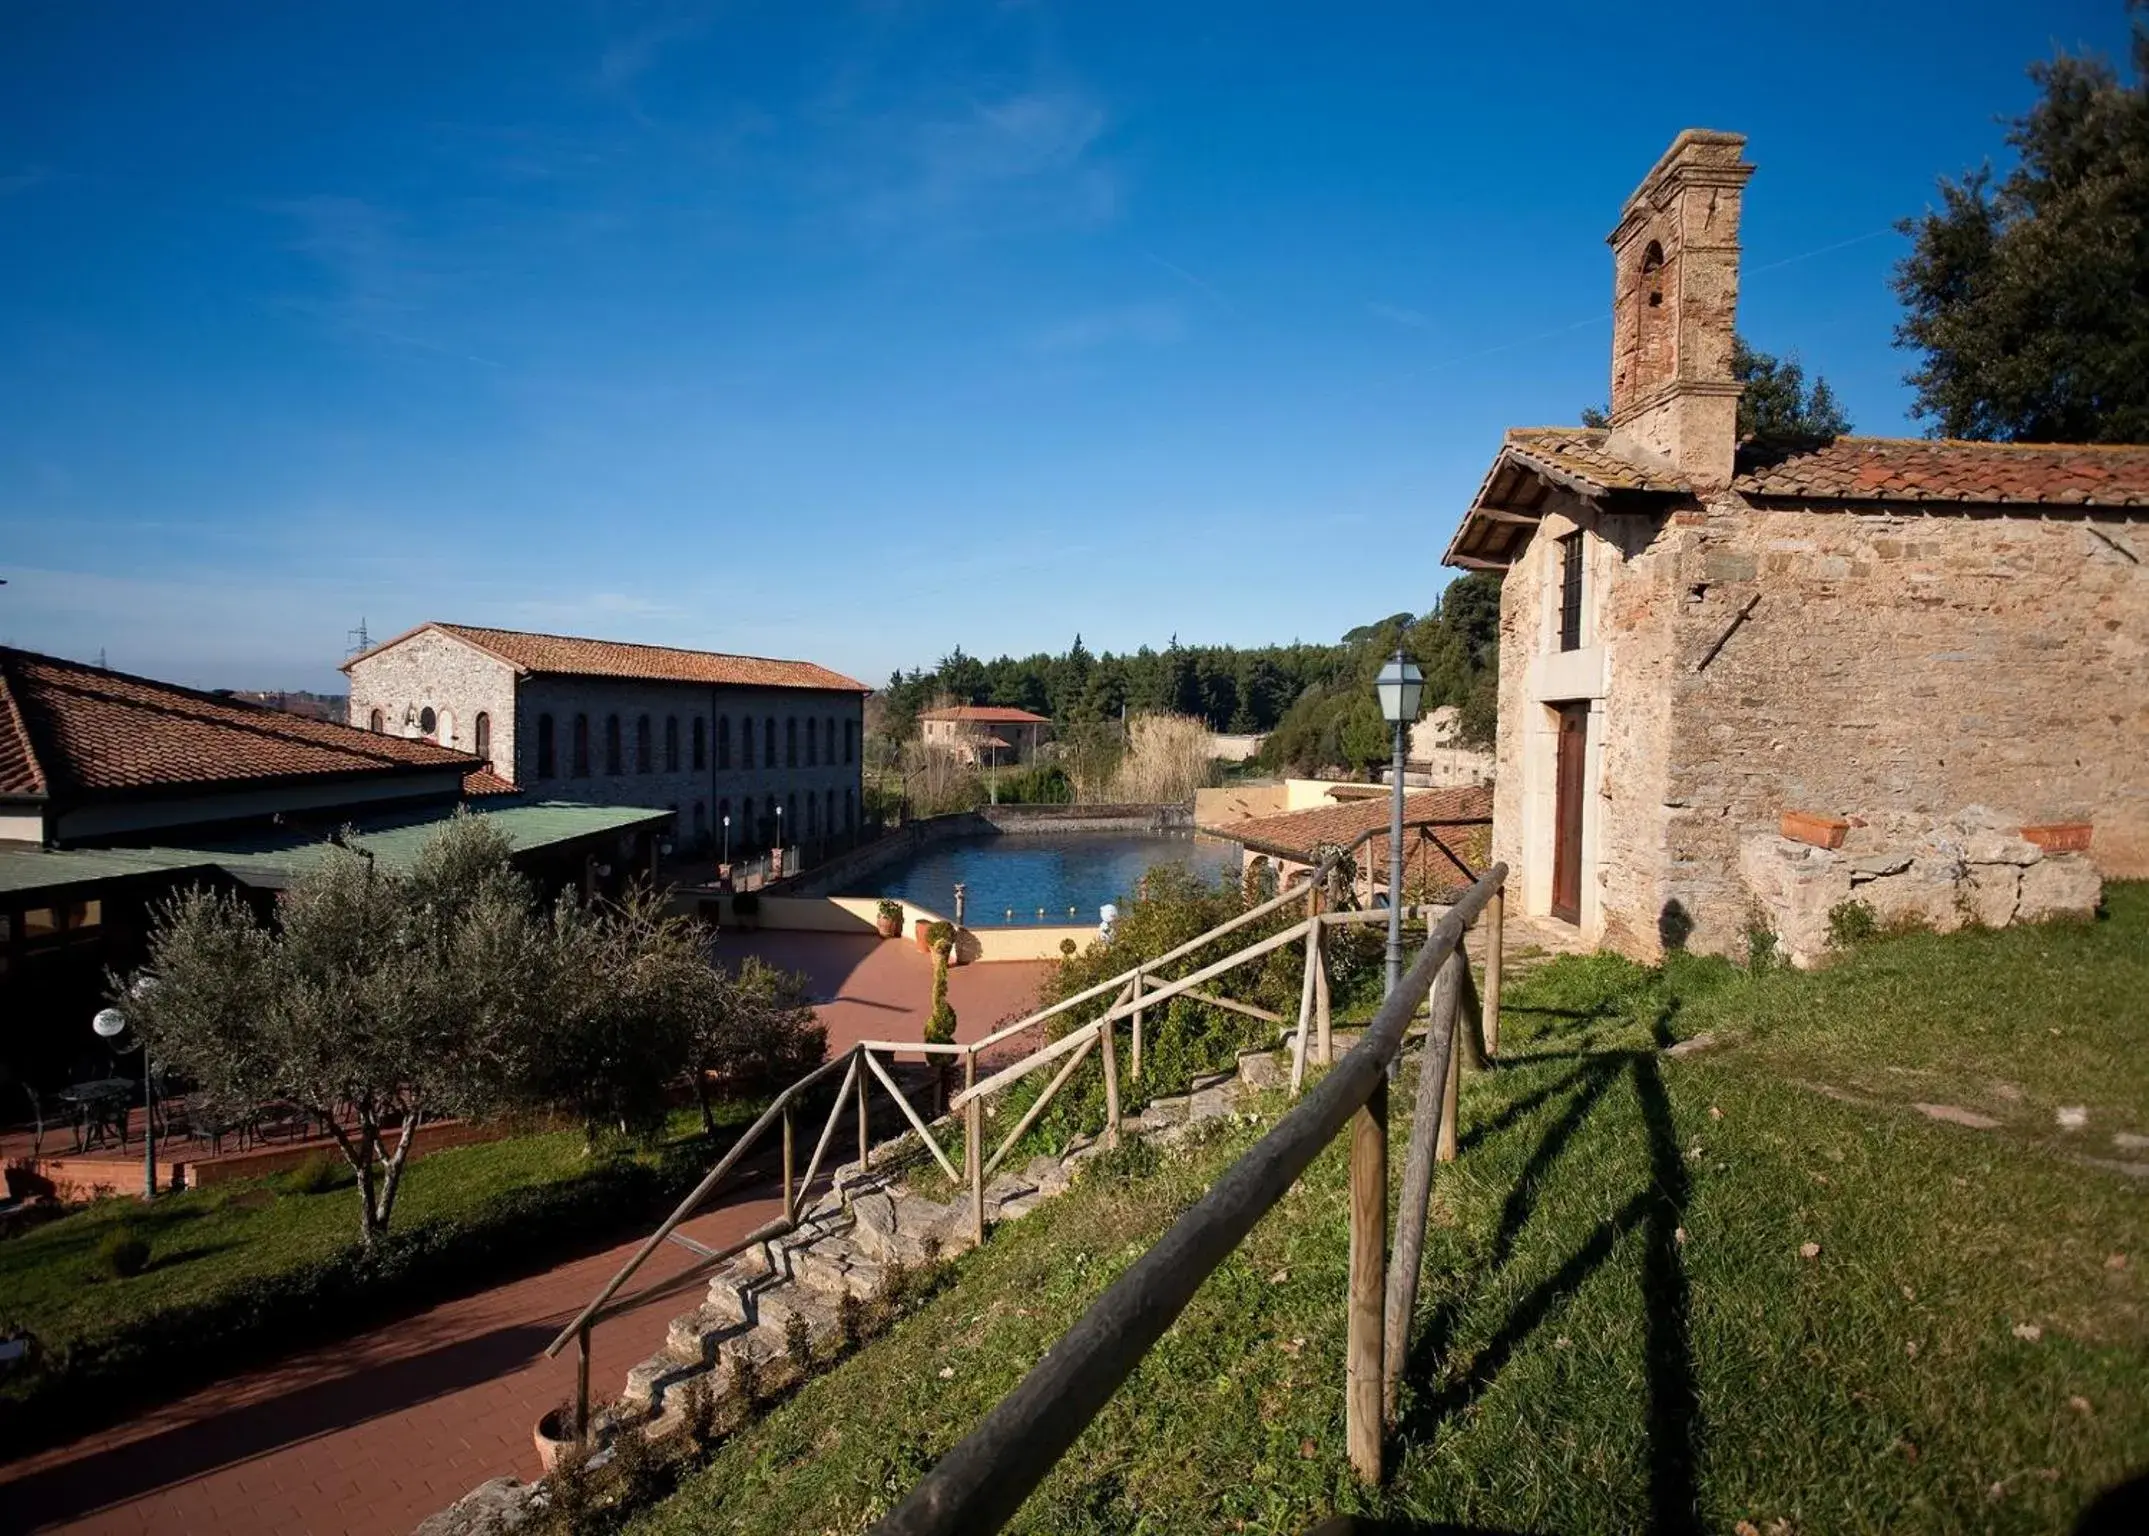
[741,796,756,848]
[692,801,706,843]
[537,714,555,777]
[691,716,706,771]
[845,719,856,765]
[418,705,438,738]
[825,718,836,764]
[825,787,835,841]
[786,718,799,768]
[718,715,732,769]
[845,785,855,831]
[368,707,384,733]
[764,717,777,767]
[474,712,491,764]
[572,714,591,777]
[437,707,455,747]
[736,715,749,769]
[786,791,799,838]
[636,714,653,774]
[806,717,818,767]
[665,716,680,772]
[604,714,622,775]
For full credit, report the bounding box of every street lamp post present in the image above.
[721,813,731,867]
[1374,648,1425,999]
[774,804,784,873]
[92,978,158,1201]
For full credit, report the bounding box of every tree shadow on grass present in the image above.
[1396,1052,1701,1534]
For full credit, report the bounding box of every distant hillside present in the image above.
[228,689,348,724]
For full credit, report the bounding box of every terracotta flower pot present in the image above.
[876,913,901,939]
[1780,810,1850,850]
[533,1407,579,1474]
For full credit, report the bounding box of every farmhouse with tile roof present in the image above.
[1445,129,2146,962]
[344,623,870,856]
[917,703,1053,766]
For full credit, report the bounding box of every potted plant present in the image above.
[875,899,903,939]
[533,1401,581,1474]
[731,891,761,932]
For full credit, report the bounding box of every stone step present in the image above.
[664,1302,739,1367]
[1238,1050,1283,1090]
[624,1351,707,1412]
[791,1238,886,1301]
[752,1283,842,1347]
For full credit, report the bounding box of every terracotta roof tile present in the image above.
[1732,436,2149,506]
[1501,428,1690,494]
[0,648,478,801]
[348,623,869,693]
[461,768,521,797]
[1212,786,1494,895]
[919,705,1052,724]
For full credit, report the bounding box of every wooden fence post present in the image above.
[856,1050,870,1174]
[1315,932,1333,1066]
[1099,1019,1122,1147]
[966,1095,985,1246]
[1383,950,1463,1416]
[575,1322,592,1444]
[1484,885,1504,1057]
[1347,1074,1387,1483]
[782,1105,795,1219]
[1130,969,1144,1082]
[1436,1019,1462,1164]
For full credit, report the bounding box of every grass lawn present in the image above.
[0,1105,757,1441]
[622,887,2149,1535]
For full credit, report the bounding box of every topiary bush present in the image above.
[283,1152,349,1196]
[94,1229,151,1281]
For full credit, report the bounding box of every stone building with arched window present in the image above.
[343,623,869,857]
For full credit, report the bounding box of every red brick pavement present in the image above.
[0,946,1049,1536]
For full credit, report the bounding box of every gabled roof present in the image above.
[1446,428,2149,569]
[345,622,869,693]
[1211,785,1494,898]
[919,705,1052,724]
[1219,785,1493,862]
[0,647,477,803]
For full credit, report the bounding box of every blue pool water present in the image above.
[869,833,1240,927]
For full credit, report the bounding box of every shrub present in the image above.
[680,1373,718,1450]
[924,944,958,1046]
[783,1310,812,1370]
[924,919,955,948]
[284,1152,348,1196]
[837,1290,864,1352]
[1744,912,1782,974]
[608,1418,666,1509]
[876,899,903,926]
[726,1350,761,1412]
[95,1229,151,1280]
[1058,937,1078,959]
[1827,898,1879,951]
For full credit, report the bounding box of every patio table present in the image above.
[57,1078,134,1153]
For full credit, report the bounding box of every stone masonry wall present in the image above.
[1659,499,2149,957]
[516,677,864,854]
[345,630,517,769]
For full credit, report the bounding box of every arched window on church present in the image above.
[474,711,491,764]
[368,707,384,733]
[636,714,653,774]
[604,714,622,775]
[572,714,591,777]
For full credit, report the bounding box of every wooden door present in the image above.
[1551,704,1588,924]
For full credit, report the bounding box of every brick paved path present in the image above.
[0,946,1048,1536]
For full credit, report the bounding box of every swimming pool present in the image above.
[867,832,1240,927]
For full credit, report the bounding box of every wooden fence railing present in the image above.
[870,862,1509,1536]
[547,820,1493,1442]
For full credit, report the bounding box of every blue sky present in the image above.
[0,1,2131,691]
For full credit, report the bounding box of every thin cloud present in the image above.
[273,196,503,367]
[0,166,51,197]
[1367,301,1434,331]
[1029,302,1183,354]
[850,87,1119,242]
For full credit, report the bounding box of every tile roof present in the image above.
[919,705,1052,724]
[0,647,478,801]
[1212,785,1494,895]
[348,623,869,693]
[1732,436,2149,506]
[461,768,521,797]
[1447,427,2149,569]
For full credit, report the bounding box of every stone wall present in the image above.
[345,629,516,767]
[1741,807,2102,968]
[1659,499,2148,956]
[516,677,864,854]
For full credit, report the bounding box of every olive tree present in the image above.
[126,813,547,1247]
[688,955,826,1135]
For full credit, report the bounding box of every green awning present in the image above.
[0,801,673,896]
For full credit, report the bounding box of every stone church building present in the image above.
[1445,129,2148,962]
[344,624,869,858]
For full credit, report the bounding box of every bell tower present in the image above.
[1605,130,1753,488]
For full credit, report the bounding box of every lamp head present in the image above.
[1375,647,1424,725]
[92,1007,128,1040]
